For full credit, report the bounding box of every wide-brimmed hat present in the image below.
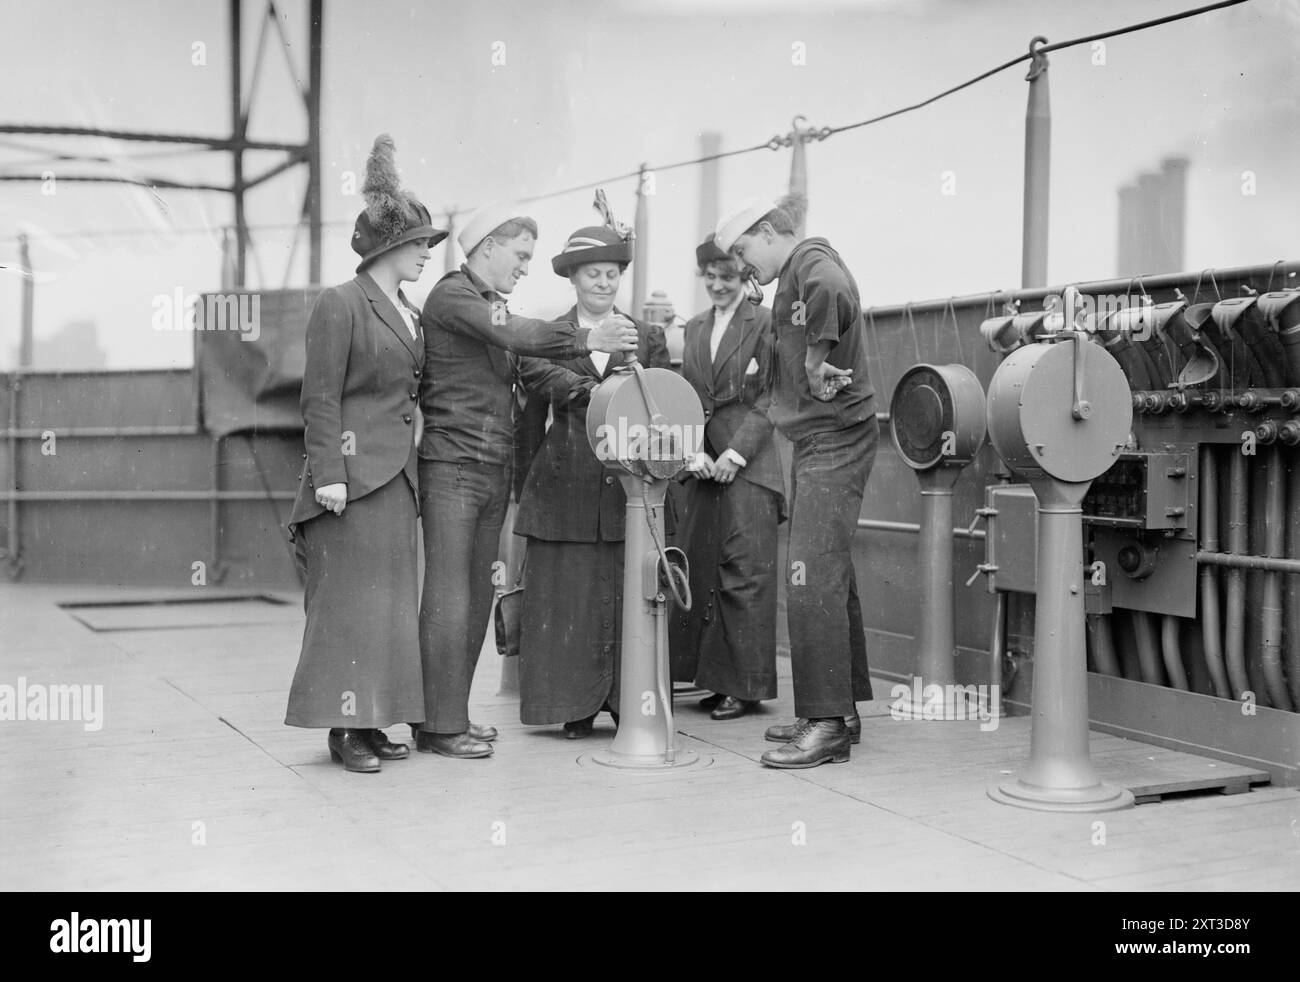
[351,135,446,272]
[552,225,632,277]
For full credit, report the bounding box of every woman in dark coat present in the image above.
[284,135,445,773]
[669,235,786,720]
[515,224,670,738]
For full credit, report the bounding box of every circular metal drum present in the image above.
[586,367,706,478]
[889,363,987,470]
[985,335,1136,813]
[985,339,1131,483]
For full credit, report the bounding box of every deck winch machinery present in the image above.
[889,284,1300,808]
[975,285,1300,717]
[577,281,1300,783]
[936,284,1300,809]
[891,288,1139,810]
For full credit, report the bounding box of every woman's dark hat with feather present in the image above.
[695,233,732,269]
[350,134,447,272]
[552,188,633,277]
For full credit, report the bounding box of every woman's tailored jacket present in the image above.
[680,301,786,516]
[513,307,670,542]
[289,272,423,533]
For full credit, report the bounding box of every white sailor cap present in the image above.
[714,196,778,253]
[457,200,529,256]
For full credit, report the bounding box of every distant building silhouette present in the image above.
[13,319,108,370]
[1117,156,1188,276]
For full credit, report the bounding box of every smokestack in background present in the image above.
[696,130,721,312]
[1117,183,1141,277]
[1117,156,1188,276]
[1158,156,1189,273]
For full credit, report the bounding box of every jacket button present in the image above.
[403,415,412,424]
[409,392,417,400]
[414,369,421,378]
[302,453,307,459]
[703,409,711,418]
[604,475,614,485]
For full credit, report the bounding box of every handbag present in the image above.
[494,585,524,658]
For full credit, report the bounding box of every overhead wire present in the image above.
[0,0,1255,247]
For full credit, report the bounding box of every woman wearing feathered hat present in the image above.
[514,197,671,738]
[668,234,785,722]
[284,134,446,773]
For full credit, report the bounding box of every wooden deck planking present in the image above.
[1094,845,1300,890]
[1150,863,1300,891]
[3,581,1297,892]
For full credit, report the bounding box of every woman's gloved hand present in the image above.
[315,482,348,515]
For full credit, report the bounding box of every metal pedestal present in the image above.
[588,477,701,771]
[988,478,1134,812]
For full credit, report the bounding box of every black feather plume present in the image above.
[362,134,413,243]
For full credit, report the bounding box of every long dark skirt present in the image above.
[518,537,623,725]
[285,474,424,728]
[669,476,780,701]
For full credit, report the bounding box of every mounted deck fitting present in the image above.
[889,364,987,711]
[584,364,707,771]
[985,289,1136,812]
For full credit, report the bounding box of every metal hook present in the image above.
[1265,259,1284,293]
[944,296,965,362]
[1026,35,1049,80]
[904,303,921,361]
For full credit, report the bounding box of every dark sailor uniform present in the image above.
[417,265,598,733]
[770,237,878,719]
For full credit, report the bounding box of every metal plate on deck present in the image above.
[60,594,296,632]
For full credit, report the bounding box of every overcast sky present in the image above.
[1,0,1297,368]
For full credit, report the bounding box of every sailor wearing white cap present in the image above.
[414,203,639,760]
[715,191,878,770]
[713,195,779,254]
[456,200,527,258]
